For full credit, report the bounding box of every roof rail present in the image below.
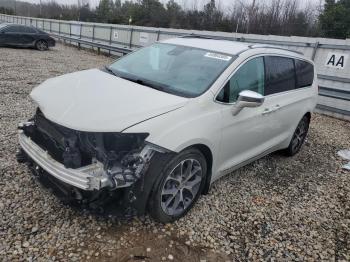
[249,44,304,55]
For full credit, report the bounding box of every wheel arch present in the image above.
[35,39,48,44]
[136,143,214,216]
[182,143,213,195]
[304,112,311,122]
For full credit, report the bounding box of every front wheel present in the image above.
[149,148,207,223]
[284,115,310,156]
[36,40,48,51]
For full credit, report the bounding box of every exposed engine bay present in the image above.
[19,109,167,188]
[17,109,170,216]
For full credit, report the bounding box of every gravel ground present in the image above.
[0,43,349,261]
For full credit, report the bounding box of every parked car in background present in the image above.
[17,37,318,223]
[0,23,55,51]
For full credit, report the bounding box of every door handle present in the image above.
[262,105,281,115]
[273,104,281,112]
[262,108,273,115]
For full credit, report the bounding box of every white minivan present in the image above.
[18,36,318,222]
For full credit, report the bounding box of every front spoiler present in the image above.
[18,131,113,191]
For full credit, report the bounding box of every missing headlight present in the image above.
[20,109,163,189]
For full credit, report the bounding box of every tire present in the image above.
[148,148,207,223]
[284,115,310,156]
[35,40,48,51]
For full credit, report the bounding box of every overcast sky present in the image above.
[20,0,322,9]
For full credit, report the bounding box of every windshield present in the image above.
[109,43,234,97]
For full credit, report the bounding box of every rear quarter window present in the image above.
[22,26,37,33]
[295,60,314,88]
[264,56,296,95]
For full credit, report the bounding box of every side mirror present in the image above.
[232,90,264,116]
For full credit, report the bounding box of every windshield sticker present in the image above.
[204,52,232,61]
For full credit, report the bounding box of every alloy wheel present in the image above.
[291,118,308,153]
[37,41,48,51]
[160,159,203,216]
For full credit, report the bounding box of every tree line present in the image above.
[0,0,349,39]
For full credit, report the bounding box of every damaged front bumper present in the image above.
[17,119,165,192]
[19,131,112,190]
[16,112,175,217]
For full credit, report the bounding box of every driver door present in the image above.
[216,56,283,174]
[0,25,21,46]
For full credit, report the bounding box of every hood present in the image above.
[30,69,188,132]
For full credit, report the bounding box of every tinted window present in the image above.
[295,60,314,88]
[22,26,37,33]
[4,25,24,33]
[265,56,296,95]
[217,57,265,103]
[38,29,47,34]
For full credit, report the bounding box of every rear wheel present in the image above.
[284,115,310,156]
[149,148,207,223]
[36,40,48,51]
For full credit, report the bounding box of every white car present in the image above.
[17,36,318,222]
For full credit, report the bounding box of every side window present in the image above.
[217,57,265,103]
[4,26,25,33]
[22,26,37,33]
[4,26,16,33]
[295,60,314,88]
[264,56,296,95]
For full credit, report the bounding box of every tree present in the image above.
[79,3,96,22]
[0,0,320,37]
[203,0,219,30]
[319,0,350,39]
[166,0,183,28]
[0,6,14,15]
[138,0,167,27]
[96,0,114,23]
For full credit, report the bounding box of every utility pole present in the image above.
[39,0,42,17]
[14,0,16,15]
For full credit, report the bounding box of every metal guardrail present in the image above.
[318,86,350,102]
[1,14,349,119]
[316,104,350,116]
[53,34,132,55]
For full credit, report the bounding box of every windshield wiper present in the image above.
[104,67,166,92]
[134,79,165,91]
[118,75,165,92]
[104,66,118,77]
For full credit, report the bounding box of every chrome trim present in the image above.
[18,131,113,191]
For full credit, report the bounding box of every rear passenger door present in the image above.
[20,26,38,46]
[263,56,314,145]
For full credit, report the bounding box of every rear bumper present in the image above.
[18,131,113,191]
